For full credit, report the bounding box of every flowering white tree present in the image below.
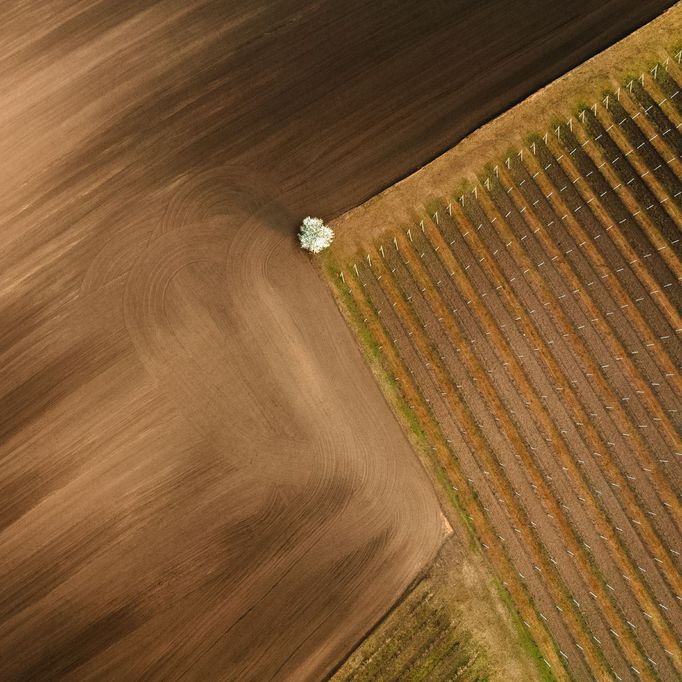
[298,216,334,253]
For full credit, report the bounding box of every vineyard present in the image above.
[333,560,489,681]
[328,54,682,681]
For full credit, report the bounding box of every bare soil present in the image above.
[0,1,675,679]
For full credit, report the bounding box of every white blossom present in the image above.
[298,216,334,253]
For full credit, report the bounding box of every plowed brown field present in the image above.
[0,1,675,679]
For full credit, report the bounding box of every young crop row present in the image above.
[358,258,597,679]
[335,50,681,682]
[346,220,676,676]
[336,583,480,682]
[406,216,676,668]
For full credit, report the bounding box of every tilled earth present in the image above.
[0,1,674,679]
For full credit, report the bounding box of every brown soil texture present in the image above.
[0,1,674,679]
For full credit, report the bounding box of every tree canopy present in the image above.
[298,216,334,253]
